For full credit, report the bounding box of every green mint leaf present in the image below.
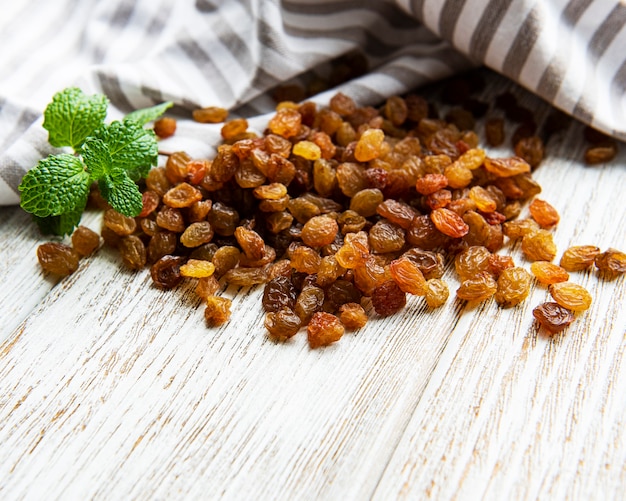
[94,120,158,181]
[82,137,113,181]
[98,169,143,217]
[33,202,85,236]
[124,101,173,126]
[19,154,90,217]
[43,88,108,150]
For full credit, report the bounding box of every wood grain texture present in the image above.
[1,73,625,500]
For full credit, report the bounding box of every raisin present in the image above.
[295,286,325,323]
[415,173,448,195]
[485,118,505,146]
[193,106,229,123]
[139,190,160,218]
[522,230,557,262]
[407,215,450,250]
[150,255,184,289]
[180,259,216,278]
[528,198,559,228]
[262,276,297,312]
[325,280,362,310]
[337,162,368,197]
[148,232,177,263]
[335,232,370,269]
[211,145,239,182]
[402,249,445,280]
[353,256,387,295]
[376,199,418,229]
[221,118,248,141]
[212,246,241,277]
[268,108,301,138]
[208,202,239,236]
[235,226,265,260]
[424,278,449,308]
[368,220,405,253]
[37,242,80,276]
[188,199,212,222]
[265,307,302,341]
[549,282,592,311]
[178,163,207,194]
[559,245,600,272]
[329,92,357,116]
[584,142,618,165]
[456,273,497,302]
[293,140,321,160]
[483,156,531,177]
[301,215,339,248]
[455,246,491,281]
[594,248,626,277]
[204,296,232,326]
[119,235,147,270]
[156,207,185,232]
[444,162,473,189]
[290,245,322,274]
[430,208,469,238]
[165,151,192,184]
[530,261,570,285]
[103,209,136,236]
[153,117,177,138]
[196,275,221,299]
[389,257,426,295]
[494,267,531,307]
[487,254,515,278]
[180,222,214,248]
[223,266,270,286]
[533,302,575,334]
[146,166,172,196]
[469,186,497,212]
[349,188,383,217]
[503,218,539,240]
[338,303,368,330]
[71,226,101,256]
[307,311,344,348]
[371,280,406,316]
[514,136,544,168]
[354,128,385,162]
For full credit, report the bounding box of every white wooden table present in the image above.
[1,75,625,500]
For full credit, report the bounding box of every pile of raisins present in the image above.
[37,75,626,347]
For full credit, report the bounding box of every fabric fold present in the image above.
[1,0,624,205]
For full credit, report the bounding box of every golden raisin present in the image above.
[71,226,101,256]
[204,296,232,326]
[559,245,600,272]
[307,311,344,348]
[549,282,592,311]
[528,198,559,228]
[424,278,449,308]
[193,106,229,123]
[180,259,216,278]
[338,303,368,330]
[37,242,80,276]
[494,267,532,307]
[521,230,557,262]
[530,261,569,285]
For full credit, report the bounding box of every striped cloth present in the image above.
[1,0,625,206]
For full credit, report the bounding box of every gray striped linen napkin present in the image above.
[1,0,625,206]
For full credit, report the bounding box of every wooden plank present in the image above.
[0,207,102,341]
[1,71,625,500]
[0,243,471,499]
[372,122,626,500]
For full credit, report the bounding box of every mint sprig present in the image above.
[19,88,172,235]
